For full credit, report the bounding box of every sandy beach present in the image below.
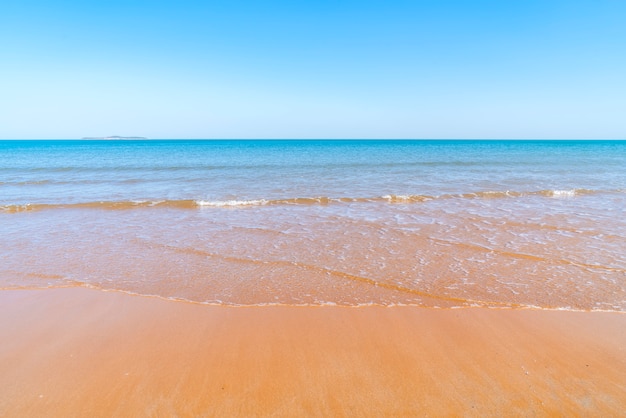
[5,0,626,412]
[1,287,625,416]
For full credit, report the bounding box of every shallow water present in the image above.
[1,140,625,310]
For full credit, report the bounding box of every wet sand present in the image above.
[1,288,625,416]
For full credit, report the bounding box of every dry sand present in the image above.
[1,287,625,417]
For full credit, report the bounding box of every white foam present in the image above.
[383,194,408,201]
[195,199,268,207]
[382,194,430,203]
[549,190,577,198]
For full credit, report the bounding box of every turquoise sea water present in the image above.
[1,140,625,206]
[1,140,625,310]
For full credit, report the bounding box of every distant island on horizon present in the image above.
[81,136,148,140]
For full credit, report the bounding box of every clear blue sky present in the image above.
[1,0,625,139]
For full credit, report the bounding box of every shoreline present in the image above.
[1,287,625,416]
[4,285,626,313]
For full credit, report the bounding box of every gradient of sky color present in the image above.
[1,0,625,139]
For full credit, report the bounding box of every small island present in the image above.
[82,136,148,140]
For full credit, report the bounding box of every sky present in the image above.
[1,0,625,139]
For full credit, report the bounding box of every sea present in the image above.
[1,140,624,310]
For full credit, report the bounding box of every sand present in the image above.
[0,288,625,417]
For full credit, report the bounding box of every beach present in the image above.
[5,0,626,413]
[1,140,625,415]
[1,287,625,416]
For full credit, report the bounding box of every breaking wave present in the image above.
[0,188,610,213]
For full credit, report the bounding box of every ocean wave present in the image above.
[382,194,433,203]
[196,199,269,207]
[0,200,197,212]
[0,188,614,213]
[541,189,580,198]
